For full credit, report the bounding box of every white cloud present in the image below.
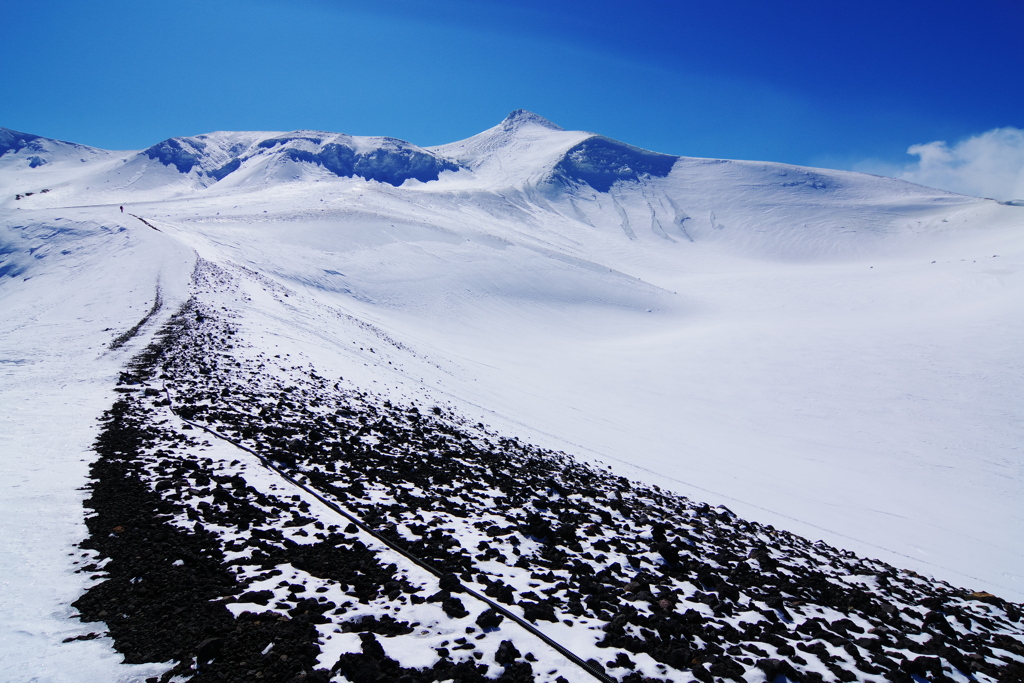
[886,127,1024,201]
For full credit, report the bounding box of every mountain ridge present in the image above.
[1,110,1022,682]
[2,111,977,202]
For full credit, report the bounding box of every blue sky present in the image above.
[3,0,1022,173]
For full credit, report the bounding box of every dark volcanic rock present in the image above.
[71,262,1024,683]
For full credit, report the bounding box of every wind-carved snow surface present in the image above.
[0,113,1023,682]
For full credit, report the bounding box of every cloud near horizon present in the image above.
[864,127,1024,201]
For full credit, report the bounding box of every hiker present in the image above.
[120,205,124,213]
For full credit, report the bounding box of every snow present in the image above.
[0,211,194,681]
[1,112,1023,677]
[428,110,590,189]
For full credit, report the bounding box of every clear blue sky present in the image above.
[3,0,1021,169]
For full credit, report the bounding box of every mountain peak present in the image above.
[501,110,563,132]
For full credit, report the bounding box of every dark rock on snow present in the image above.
[72,259,1024,683]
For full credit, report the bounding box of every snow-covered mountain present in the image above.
[1,113,1022,683]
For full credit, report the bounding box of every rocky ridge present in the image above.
[73,261,1024,683]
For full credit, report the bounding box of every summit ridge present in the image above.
[501,109,565,132]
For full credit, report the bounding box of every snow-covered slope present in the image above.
[0,126,462,208]
[0,127,123,203]
[1,112,1022,682]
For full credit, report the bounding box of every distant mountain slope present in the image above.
[0,127,119,199]
[0,127,110,166]
[140,130,460,186]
